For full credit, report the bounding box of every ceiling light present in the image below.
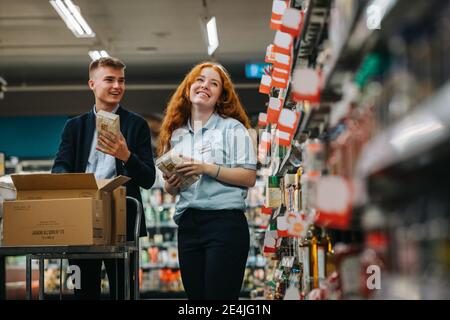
[50,0,95,38]
[88,50,109,61]
[206,16,219,56]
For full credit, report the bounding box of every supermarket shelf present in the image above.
[276,0,449,179]
[321,0,368,98]
[271,0,332,110]
[277,148,293,177]
[276,103,332,176]
[322,0,444,99]
[264,0,332,178]
[356,80,450,179]
[279,0,330,101]
[294,0,331,67]
[276,106,316,176]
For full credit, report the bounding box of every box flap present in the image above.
[11,173,98,191]
[0,183,15,191]
[97,175,130,192]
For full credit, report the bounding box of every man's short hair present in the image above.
[89,57,126,78]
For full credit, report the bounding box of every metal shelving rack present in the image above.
[256,0,450,300]
[275,0,448,177]
[269,0,332,177]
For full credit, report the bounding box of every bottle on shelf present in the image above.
[294,167,303,212]
[298,228,311,296]
[322,228,336,277]
[308,224,321,289]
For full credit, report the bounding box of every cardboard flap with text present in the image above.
[11,173,130,200]
[11,173,97,191]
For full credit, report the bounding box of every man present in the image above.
[52,57,156,299]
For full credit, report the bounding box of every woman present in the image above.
[158,62,257,300]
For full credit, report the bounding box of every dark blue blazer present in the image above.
[52,106,156,237]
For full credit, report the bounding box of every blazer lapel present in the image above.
[115,105,126,175]
[116,105,126,130]
[81,109,96,171]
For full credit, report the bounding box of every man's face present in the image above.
[88,66,125,108]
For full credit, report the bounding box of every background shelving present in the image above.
[251,0,450,300]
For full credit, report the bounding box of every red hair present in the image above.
[158,62,251,156]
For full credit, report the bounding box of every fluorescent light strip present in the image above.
[206,16,219,55]
[88,51,101,61]
[64,0,94,35]
[50,0,95,38]
[51,0,84,36]
[55,0,84,36]
[88,50,109,61]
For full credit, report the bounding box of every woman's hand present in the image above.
[163,172,182,189]
[175,162,205,177]
[171,155,256,188]
[175,157,215,177]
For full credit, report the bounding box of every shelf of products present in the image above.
[357,80,450,179]
[251,0,450,300]
[139,177,182,297]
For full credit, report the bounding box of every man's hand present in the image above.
[97,131,131,162]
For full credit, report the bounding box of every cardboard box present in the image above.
[11,173,128,202]
[3,173,130,246]
[0,180,16,222]
[3,198,104,246]
[112,186,126,245]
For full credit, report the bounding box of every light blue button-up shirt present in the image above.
[170,113,257,223]
[85,105,120,179]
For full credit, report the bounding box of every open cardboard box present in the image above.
[2,173,129,246]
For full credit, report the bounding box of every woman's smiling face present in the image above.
[189,67,223,110]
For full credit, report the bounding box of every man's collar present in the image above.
[93,104,120,115]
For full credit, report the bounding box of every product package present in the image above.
[96,110,120,147]
[156,150,200,189]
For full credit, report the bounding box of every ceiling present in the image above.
[0,0,274,117]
